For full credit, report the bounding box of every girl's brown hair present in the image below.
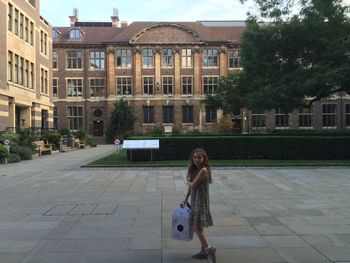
[187,148,212,183]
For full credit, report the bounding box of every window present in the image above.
[143,77,154,95]
[25,18,29,42]
[228,50,240,69]
[14,9,18,35]
[14,54,19,84]
[251,111,266,130]
[19,58,23,85]
[52,51,58,69]
[41,110,48,129]
[162,48,173,67]
[94,109,103,118]
[162,77,173,95]
[30,63,34,89]
[346,104,350,128]
[53,107,58,130]
[40,31,48,55]
[30,22,34,45]
[68,106,83,130]
[52,29,59,39]
[182,76,193,95]
[275,108,290,128]
[90,79,105,97]
[8,4,13,31]
[8,51,12,81]
[163,106,174,123]
[53,79,58,97]
[143,106,154,124]
[67,51,82,69]
[322,104,336,128]
[24,60,29,87]
[20,14,23,38]
[299,106,313,128]
[203,76,218,94]
[90,51,105,69]
[142,48,153,67]
[181,49,192,68]
[182,105,194,123]
[116,77,132,95]
[202,49,218,67]
[67,79,83,97]
[115,49,131,68]
[69,29,81,39]
[40,68,48,94]
[205,107,217,123]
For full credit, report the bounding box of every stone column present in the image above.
[219,46,228,77]
[193,47,202,95]
[155,47,161,94]
[106,45,116,96]
[174,48,181,95]
[8,100,16,131]
[134,47,142,95]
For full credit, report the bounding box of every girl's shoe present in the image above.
[206,247,216,263]
[192,247,208,259]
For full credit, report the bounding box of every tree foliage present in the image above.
[206,0,350,112]
[106,99,136,143]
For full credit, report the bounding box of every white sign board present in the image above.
[122,140,159,150]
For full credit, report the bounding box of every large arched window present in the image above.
[69,29,81,39]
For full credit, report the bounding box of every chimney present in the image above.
[111,8,120,27]
[121,21,128,27]
[69,8,79,27]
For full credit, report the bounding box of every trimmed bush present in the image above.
[41,130,61,149]
[7,153,21,163]
[17,146,34,160]
[127,136,350,161]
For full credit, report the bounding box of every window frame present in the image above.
[322,104,337,129]
[162,48,173,67]
[66,50,82,69]
[90,50,105,70]
[275,108,290,129]
[67,106,83,130]
[90,78,105,97]
[116,77,133,95]
[53,78,58,97]
[205,107,217,123]
[115,49,132,68]
[181,48,192,68]
[143,76,154,95]
[203,76,218,95]
[298,106,313,129]
[142,48,153,68]
[66,78,83,97]
[163,106,174,123]
[202,48,218,67]
[182,105,194,123]
[143,106,154,124]
[181,76,193,95]
[162,76,173,95]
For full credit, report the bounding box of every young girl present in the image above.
[182,148,216,263]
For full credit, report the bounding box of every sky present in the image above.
[40,0,256,26]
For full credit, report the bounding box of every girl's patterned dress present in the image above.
[189,169,213,228]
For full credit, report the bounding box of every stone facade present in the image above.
[52,17,350,136]
[0,0,53,132]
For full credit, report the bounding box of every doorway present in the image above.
[93,121,104,136]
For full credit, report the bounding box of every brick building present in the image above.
[52,12,350,136]
[0,0,53,132]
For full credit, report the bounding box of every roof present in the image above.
[53,21,245,46]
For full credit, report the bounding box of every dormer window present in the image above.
[69,29,82,39]
[52,29,60,39]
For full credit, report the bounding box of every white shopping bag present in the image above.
[171,205,193,241]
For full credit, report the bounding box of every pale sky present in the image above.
[40,0,350,27]
[40,0,256,26]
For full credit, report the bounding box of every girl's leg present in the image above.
[193,226,209,248]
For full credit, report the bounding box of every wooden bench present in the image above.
[74,139,85,149]
[33,140,52,156]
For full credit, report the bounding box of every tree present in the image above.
[208,0,350,112]
[106,99,136,143]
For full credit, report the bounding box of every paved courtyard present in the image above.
[0,145,350,263]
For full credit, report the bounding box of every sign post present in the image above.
[122,140,159,162]
[3,139,10,164]
[114,139,121,155]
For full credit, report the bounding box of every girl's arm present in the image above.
[187,168,208,189]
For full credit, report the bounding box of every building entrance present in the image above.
[93,121,104,136]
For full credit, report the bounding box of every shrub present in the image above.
[59,128,71,137]
[18,128,35,150]
[17,146,33,160]
[126,136,350,161]
[41,130,61,148]
[0,144,10,159]
[7,153,21,163]
[75,128,87,140]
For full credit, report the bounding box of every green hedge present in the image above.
[126,136,350,161]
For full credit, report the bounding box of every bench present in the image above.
[74,139,85,149]
[33,140,52,156]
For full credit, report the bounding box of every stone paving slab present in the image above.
[1,145,350,262]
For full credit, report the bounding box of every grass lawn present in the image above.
[85,149,350,167]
